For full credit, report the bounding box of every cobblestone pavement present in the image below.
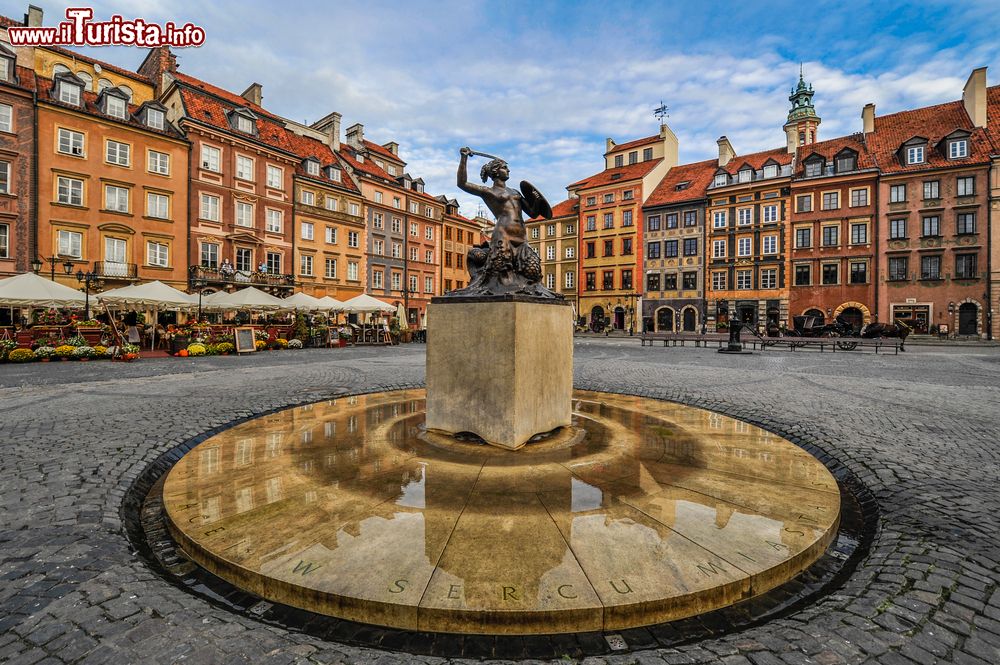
[2,341,999,665]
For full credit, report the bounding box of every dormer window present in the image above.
[713,174,727,187]
[326,166,341,182]
[0,54,12,82]
[357,153,364,163]
[804,160,822,177]
[416,183,424,193]
[906,146,924,165]
[675,181,690,191]
[146,108,164,130]
[949,139,968,159]
[59,81,82,106]
[387,164,397,176]
[106,96,126,119]
[762,164,778,179]
[375,159,384,169]
[236,115,254,133]
[737,168,751,183]
[835,152,857,173]
[305,160,320,176]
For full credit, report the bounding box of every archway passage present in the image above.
[682,308,696,332]
[959,303,978,335]
[656,307,674,332]
[589,306,605,332]
[838,307,863,332]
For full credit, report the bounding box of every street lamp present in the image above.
[191,277,208,321]
[30,257,42,274]
[75,268,102,320]
[36,256,76,281]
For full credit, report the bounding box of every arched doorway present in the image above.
[655,307,674,332]
[613,307,626,330]
[958,303,978,335]
[804,308,825,322]
[682,307,696,332]
[838,307,864,332]
[589,305,605,332]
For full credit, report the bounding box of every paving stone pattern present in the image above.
[1,341,999,664]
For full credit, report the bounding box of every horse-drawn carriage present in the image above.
[785,315,859,350]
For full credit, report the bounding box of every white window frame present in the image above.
[57,176,84,206]
[325,258,337,279]
[949,139,968,159]
[906,145,924,165]
[235,201,254,227]
[236,115,254,134]
[147,241,169,267]
[736,269,752,290]
[713,211,727,228]
[266,209,282,233]
[104,184,129,213]
[300,254,314,276]
[564,272,574,289]
[762,164,777,179]
[0,161,9,195]
[373,270,383,289]
[200,144,221,172]
[348,231,359,248]
[737,237,751,257]
[59,82,82,105]
[106,140,130,166]
[146,192,169,219]
[325,196,338,211]
[236,155,255,181]
[0,103,12,133]
[425,226,433,240]
[58,128,85,156]
[106,96,126,119]
[424,276,433,293]
[200,193,220,221]
[301,190,315,206]
[762,235,777,255]
[58,229,83,258]
[147,150,169,175]
[713,239,726,258]
[760,268,777,289]
[762,205,778,223]
[325,227,337,244]
[145,108,164,130]
[565,246,575,259]
[266,165,283,188]
[347,261,359,281]
[301,221,314,240]
[737,208,752,226]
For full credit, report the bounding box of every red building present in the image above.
[0,38,35,281]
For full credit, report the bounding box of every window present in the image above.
[59,82,81,105]
[234,201,253,227]
[713,211,727,228]
[374,239,384,256]
[105,96,126,119]
[58,230,82,258]
[712,272,726,290]
[890,219,906,239]
[603,239,614,257]
[643,147,653,161]
[622,210,633,226]
[235,248,252,272]
[325,197,337,211]
[763,164,778,179]
[795,227,812,248]
[682,272,697,290]
[391,241,401,258]
[626,151,637,166]
[546,245,556,261]
[236,155,254,180]
[301,190,315,206]
[889,184,906,203]
[266,209,282,233]
[664,240,678,257]
[762,235,777,254]
[957,176,975,196]
[200,144,221,172]
[762,205,778,223]
[200,194,220,221]
[585,241,596,258]
[145,108,164,130]
[147,192,169,219]
[646,273,660,291]
[325,258,337,278]
[389,271,400,290]
[236,116,254,134]
[409,246,418,262]
[391,217,401,233]
[665,213,678,229]
[712,239,726,258]
[426,250,433,263]
[684,211,697,227]
[888,257,908,281]
[955,253,977,279]
[822,226,838,247]
[957,212,976,235]
[949,139,968,159]
[622,238,633,255]
[850,261,867,284]
[805,161,822,177]
[836,154,856,172]
[147,241,168,267]
[294,221,312,241]
[614,155,623,168]
[408,222,417,237]
[348,231,359,248]
[545,224,555,237]
[598,213,611,229]
[200,242,219,268]
[0,104,11,133]
[565,224,575,234]
[425,226,433,240]
[647,241,661,259]
[106,140,130,166]
[424,276,433,293]
[148,150,169,175]
[850,223,868,245]
[738,169,751,183]
[347,261,359,281]
[822,192,839,210]
[737,208,752,226]
[564,272,575,289]
[409,202,418,214]
[736,269,752,290]
[713,174,727,187]
[602,271,614,290]
[923,180,939,200]
[623,190,635,202]
[822,264,839,285]
[922,216,940,237]
[586,196,596,206]
[103,237,127,270]
[349,203,360,216]
[58,128,85,156]
[266,165,283,188]
[622,270,633,290]
[604,193,616,205]
[759,268,776,289]
[300,254,314,276]
[409,275,418,292]
[920,255,941,280]
[585,272,596,291]
[373,191,382,204]
[850,189,868,207]
[737,237,751,257]
[794,264,811,286]
[906,145,925,164]
[104,185,129,213]
[266,252,281,274]
[683,238,697,256]
[796,195,812,212]
[565,246,574,259]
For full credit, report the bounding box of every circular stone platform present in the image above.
[162,390,840,635]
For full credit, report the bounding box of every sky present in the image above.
[30,0,1000,217]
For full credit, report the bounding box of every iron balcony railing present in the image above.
[94,261,138,280]
[189,265,295,289]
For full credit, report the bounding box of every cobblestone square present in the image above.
[2,340,999,664]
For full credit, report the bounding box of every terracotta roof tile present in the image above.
[275,131,358,192]
[643,158,718,208]
[868,99,991,173]
[983,84,1000,153]
[569,158,662,190]
[606,133,660,155]
[363,140,405,164]
[43,45,153,84]
[794,134,877,176]
[722,146,793,175]
[0,14,22,27]
[338,144,399,182]
[175,72,277,120]
[529,197,579,222]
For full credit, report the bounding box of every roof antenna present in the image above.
[653,101,669,123]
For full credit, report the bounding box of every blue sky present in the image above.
[33,0,1000,216]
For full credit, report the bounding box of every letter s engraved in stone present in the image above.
[389,579,408,593]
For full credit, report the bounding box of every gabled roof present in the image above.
[606,133,660,155]
[643,158,718,208]
[174,72,278,121]
[529,197,579,222]
[274,130,359,193]
[364,140,405,165]
[868,98,992,173]
[338,143,399,183]
[568,158,662,190]
[719,147,792,175]
[793,134,877,176]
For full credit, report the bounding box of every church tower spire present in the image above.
[783,66,821,154]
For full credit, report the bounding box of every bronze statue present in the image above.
[443,147,560,299]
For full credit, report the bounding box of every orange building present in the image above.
[527,198,579,315]
[439,198,480,294]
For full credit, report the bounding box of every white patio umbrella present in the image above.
[395,302,409,331]
[283,292,325,312]
[98,280,199,349]
[203,286,288,311]
[316,296,344,311]
[0,272,86,307]
[342,293,396,314]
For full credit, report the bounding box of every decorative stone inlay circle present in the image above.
[162,389,840,635]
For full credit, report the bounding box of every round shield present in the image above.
[519,180,553,220]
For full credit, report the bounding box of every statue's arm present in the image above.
[457,148,489,197]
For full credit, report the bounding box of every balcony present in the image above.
[189,265,295,293]
[94,261,138,280]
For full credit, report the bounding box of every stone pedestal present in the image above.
[425,297,573,450]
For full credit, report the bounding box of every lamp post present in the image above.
[191,277,207,322]
[34,256,75,281]
[74,268,102,320]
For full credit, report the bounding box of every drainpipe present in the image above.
[873,177,879,325]
[31,86,39,274]
[988,160,995,340]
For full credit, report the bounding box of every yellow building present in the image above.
[439,198,480,294]
[527,198,579,316]
[571,124,677,332]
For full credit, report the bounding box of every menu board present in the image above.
[234,327,256,354]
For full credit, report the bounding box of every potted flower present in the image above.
[217,342,234,355]
[287,339,303,350]
[75,319,104,345]
[187,343,207,357]
[337,328,351,348]
[0,338,15,361]
[93,345,108,359]
[72,345,96,361]
[54,344,75,360]
[65,334,88,348]
[34,346,55,362]
[7,348,35,363]
[254,340,267,351]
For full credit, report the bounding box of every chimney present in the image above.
[862,103,876,135]
[382,141,399,156]
[240,82,263,107]
[659,123,678,169]
[138,46,178,94]
[25,5,42,27]
[605,137,615,153]
[345,123,364,149]
[311,111,342,151]
[717,136,735,168]
[962,67,987,128]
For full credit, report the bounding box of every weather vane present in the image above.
[654,101,669,122]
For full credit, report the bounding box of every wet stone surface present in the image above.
[1,340,1000,664]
